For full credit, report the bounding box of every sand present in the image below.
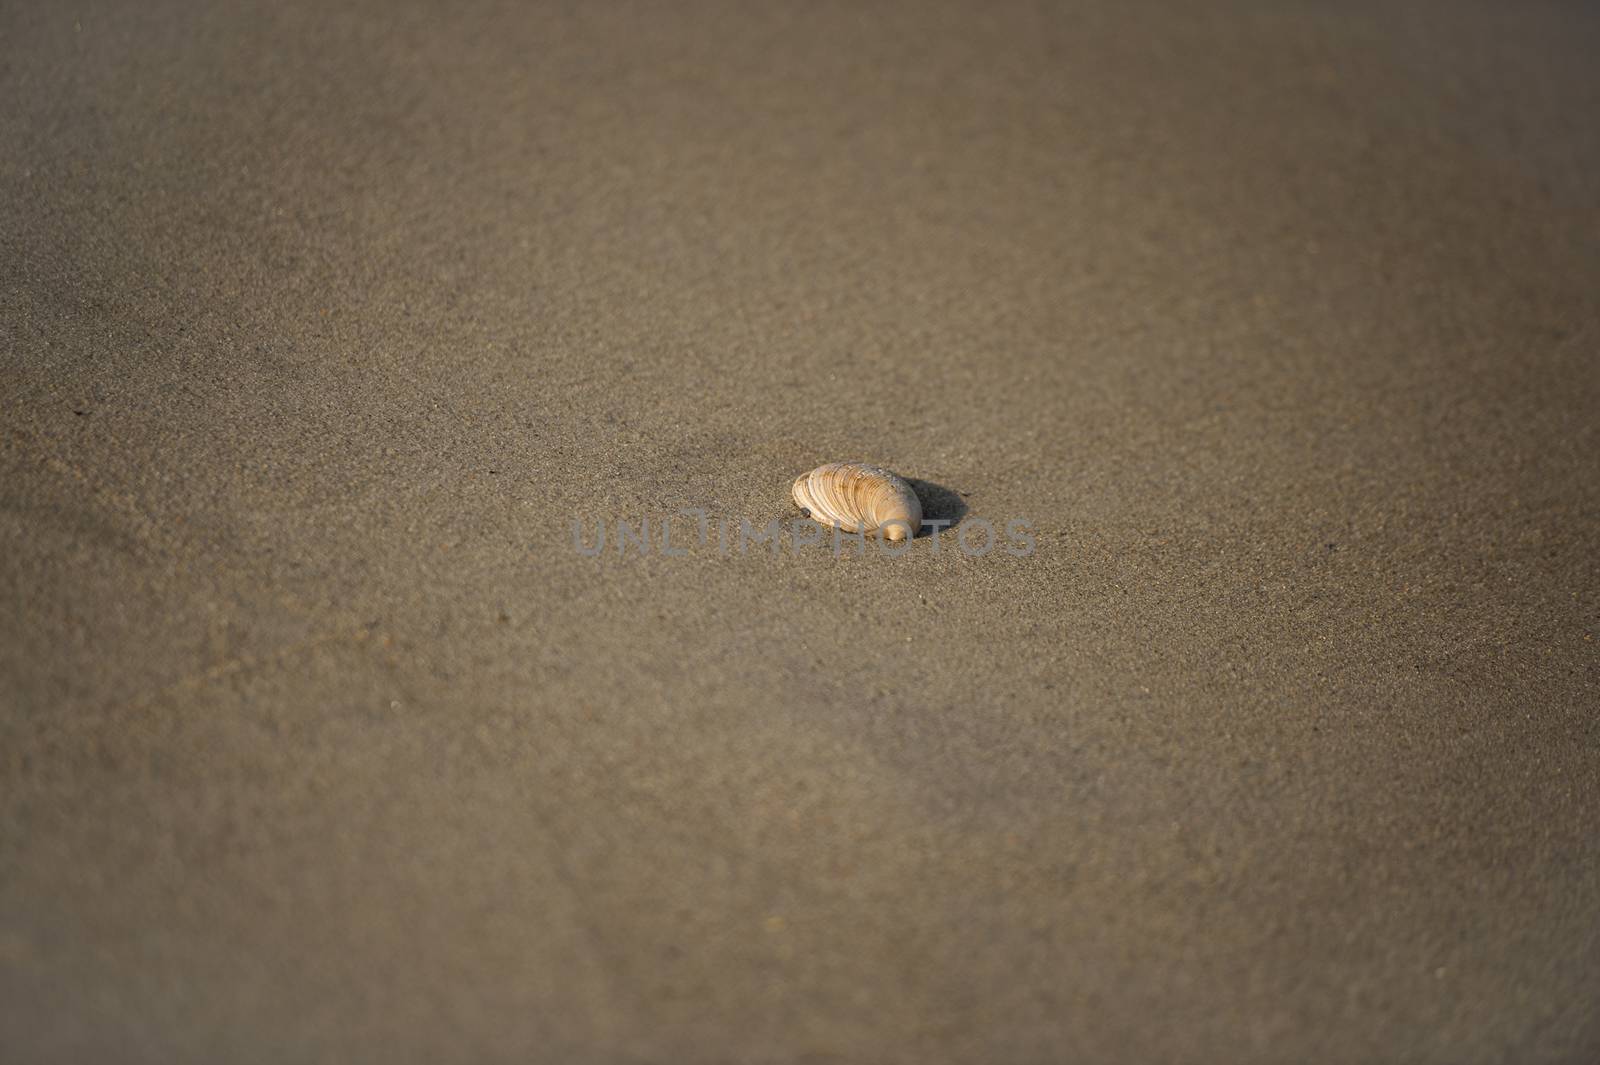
[3,1,1598,1061]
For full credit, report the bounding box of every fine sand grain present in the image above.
[3,1,1598,1061]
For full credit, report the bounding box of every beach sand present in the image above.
[3,1,1598,1060]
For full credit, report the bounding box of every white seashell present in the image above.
[791,462,922,542]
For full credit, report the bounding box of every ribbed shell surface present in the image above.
[791,462,922,542]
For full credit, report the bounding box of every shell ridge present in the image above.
[788,461,922,541]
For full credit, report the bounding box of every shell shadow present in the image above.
[906,479,968,538]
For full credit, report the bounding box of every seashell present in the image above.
[791,462,922,542]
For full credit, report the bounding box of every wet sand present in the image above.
[3,1,1598,1061]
